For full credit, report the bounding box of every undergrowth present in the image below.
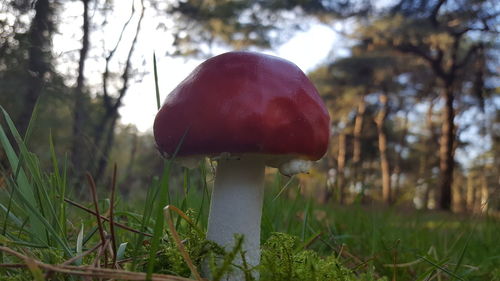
[0,106,383,280]
[0,60,498,280]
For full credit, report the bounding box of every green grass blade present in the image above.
[76,222,84,265]
[10,185,73,256]
[301,197,312,242]
[153,52,161,110]
[130,180,158,271]
[146,130,188,279]
[49,131,67,234]
[117,242,128,261]
[145,162,172,279]
[0,203,23,228]
[419,255,466,281]
[0,109,47,243]
[453,224,475,275]
[176,168,190,229]
[21,100,40,143]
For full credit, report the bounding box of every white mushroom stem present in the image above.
[206,155,265,280]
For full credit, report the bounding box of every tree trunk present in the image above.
[422,99,437,209]
[337,131,347,204]
[438,86,455,210]
[466,171,475,212]
[70,0,90,180]
[452,174,464,212]
[18,0,52,135]
[480,173,489,213]
[94,113,119,182]
[375,93,391,205]
[352,95,366,186]
[393,110,408,201]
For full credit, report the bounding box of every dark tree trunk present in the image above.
[95,113,119,181]
[375,93,391,205]
[438,85,455,210]
[18,0,52,135]
[71,0,90,179]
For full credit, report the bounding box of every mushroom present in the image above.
[153,51,330,279]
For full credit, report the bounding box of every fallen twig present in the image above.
[0,246,196,281]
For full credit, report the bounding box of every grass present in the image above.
[0,105,373,280]
[0,105,499,280]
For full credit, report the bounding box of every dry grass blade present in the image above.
[0,246,196,281]
[61,242,102,266]
[86,173,106,246]
[86,172,110,267]
[109,164,118,266]
[21,253,44,281]
[93,237,111,268]
[45,242,104,280]
[64,197,153,237]
[0,263,26,268]
[163,205,203,281]
[383,258,423,268]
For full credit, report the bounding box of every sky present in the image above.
[52,0,339,133]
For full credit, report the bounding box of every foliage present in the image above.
[168,0,370,56]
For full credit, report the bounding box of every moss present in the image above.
[260,232,387,281]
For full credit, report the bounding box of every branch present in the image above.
[430,0,447,26]
[394,43,447,80]
[112,0,145,113]
[456,43,483,70]
[102,0,135,109]
[448,36,461,80]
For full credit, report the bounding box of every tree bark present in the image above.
[466,171,475,212]
[480,173,489,213]
[392,110,408,201]
[423,99,437,209]
[95,113,118,182]
[438,85,455,210]
[375,93,391,204]
[71,0,90,180]
[18,0,52,135]
[352,95,366,186]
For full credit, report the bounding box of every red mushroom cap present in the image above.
[154,51,330,161]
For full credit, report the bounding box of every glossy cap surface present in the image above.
[154,51,330,161]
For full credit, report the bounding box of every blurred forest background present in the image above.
[0,0,498,213]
